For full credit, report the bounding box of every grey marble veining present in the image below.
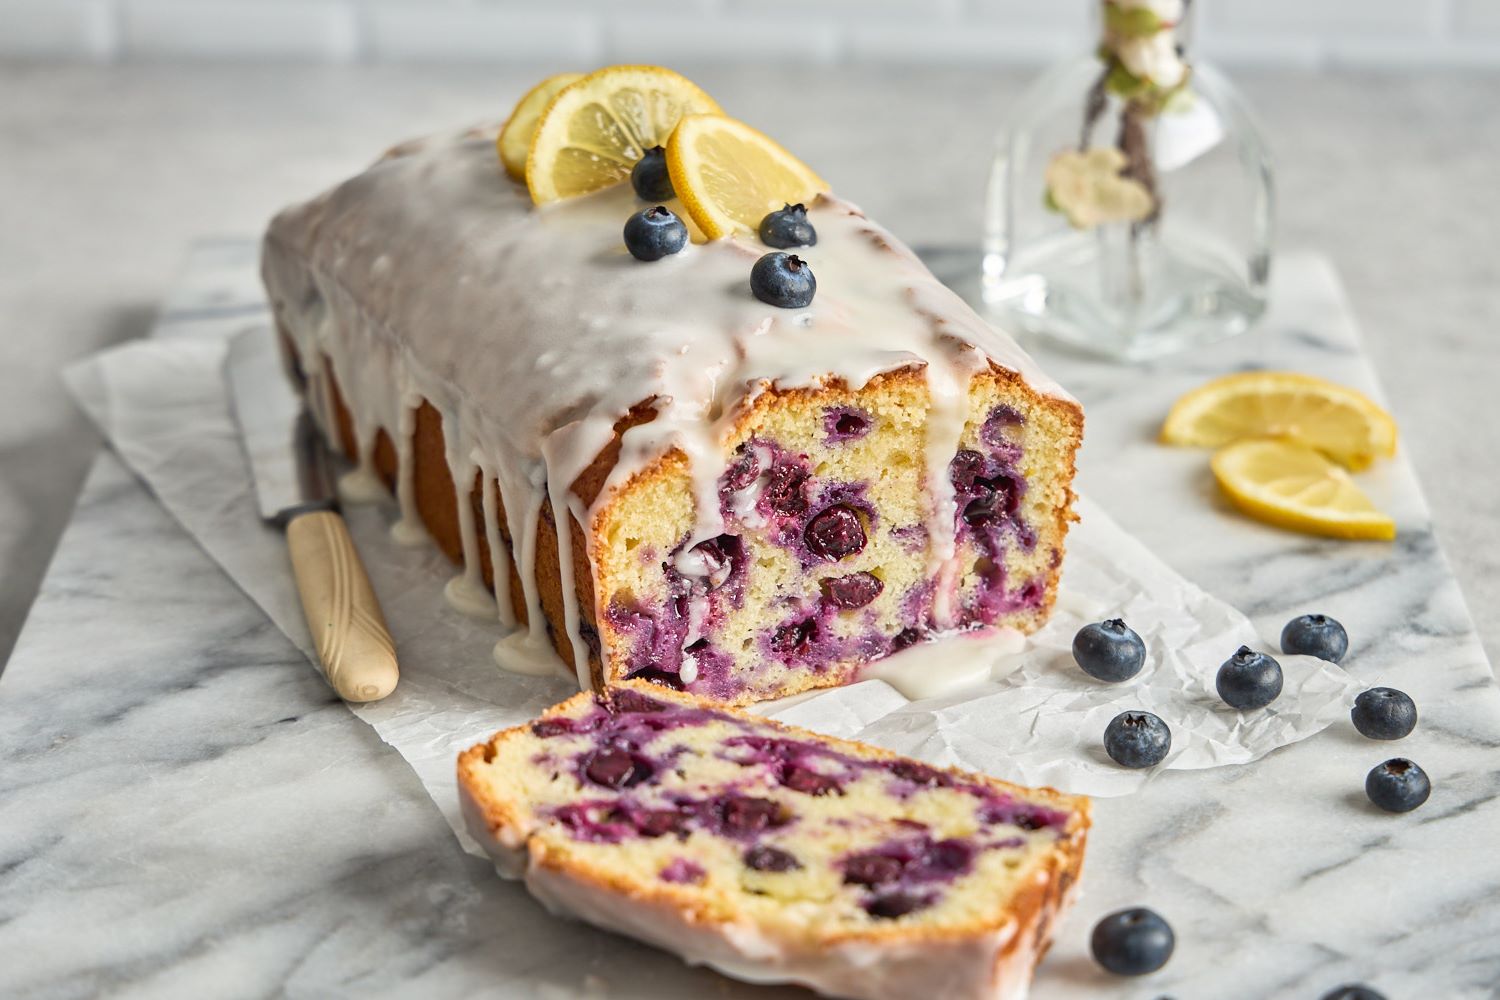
[1,244,1498,1000]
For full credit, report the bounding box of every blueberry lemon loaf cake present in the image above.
[262,65,1083,704]
[459,687,1090,999]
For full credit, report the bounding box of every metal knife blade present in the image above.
[226,326,337,525]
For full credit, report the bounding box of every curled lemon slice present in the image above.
[526,65,721,205]
[497,72,583,182]
[1211,439,1395,541]
[1162,371,1397,471]
[666,113,829,241]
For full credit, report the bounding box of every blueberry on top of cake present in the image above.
[262,64,1083,704]
[459,687,1090,1000]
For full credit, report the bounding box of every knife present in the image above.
[225,326,399,703]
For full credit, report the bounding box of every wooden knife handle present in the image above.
[286,509,399,702]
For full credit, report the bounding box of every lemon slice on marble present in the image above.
[1162,371,1397,471]
[498,72,584,181]
[665,113,829,241]
[525,65,722,204]
[1211,439,1396,541]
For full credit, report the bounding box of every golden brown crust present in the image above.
[290,338,1083,702]
[457,686,1091,953]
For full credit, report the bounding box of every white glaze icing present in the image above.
[262,125,1074,690]
[861,625,1028,701]
[336,465,386,505]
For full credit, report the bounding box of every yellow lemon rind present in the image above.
[497,72,585,182]
[1161,371,1397,471]
[1210,440,1396,542]
[525,65,722,205]
[665,113,829,242]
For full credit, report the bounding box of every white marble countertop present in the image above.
[6,242,1500,997]
[1,64,1499,999]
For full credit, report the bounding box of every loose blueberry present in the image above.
[866,891,927,919]
[1351,687,1417,741]
[1280,613,1349,663]
[1103,711,1172,769]
[751,252,816,308]
[1320,986,1387,1000]
[583,749,653,789]
[744,845,801,872]
[1072,619,1148,682]
[630,146,674,201]
[805,505,867,561]
[1090,907,1175,976]
[623,205,687,261]
[1215,646,1284,710]
[1365,757,1431,813]
[822,571,884,610]
[758,203,817,248]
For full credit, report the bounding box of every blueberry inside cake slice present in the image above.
[459,687,1090,1000]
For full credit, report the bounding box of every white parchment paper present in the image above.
[65,335,1360,853]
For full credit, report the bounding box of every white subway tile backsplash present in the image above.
[1327,38,1500,69]
[1452,0,1500,37]
[0,0,1492,66]
[606,15,842,64]
[966,0,1091,34]
[368,6,601,62]
[848,21,1074,65]
[120,0,359,60]
[0,0,114,58]
[1207,0,1441,38]
[1196,34,1324,70]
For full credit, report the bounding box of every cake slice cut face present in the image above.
[459,688,1090,1000]
[262,107,1083,704]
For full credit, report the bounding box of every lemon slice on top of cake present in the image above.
[524,65,722,204]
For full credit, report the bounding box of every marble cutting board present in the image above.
[1,243,1497,999]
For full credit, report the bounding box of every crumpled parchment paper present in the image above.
[65,334,1359,855]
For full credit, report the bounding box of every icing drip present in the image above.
[479,470,517,630]
[440,442,497,620]
[391,394,427,546]
[337,465,386,505]
[262,125,1074,690]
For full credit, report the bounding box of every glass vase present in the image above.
[982,2,1274,361]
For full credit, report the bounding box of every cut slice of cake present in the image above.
[262,65,1083,705]
[458,687,1090,1000]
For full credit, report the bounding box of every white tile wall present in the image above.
[120,0,359,60]
[0,0,114,58]
[1,0,1496,66]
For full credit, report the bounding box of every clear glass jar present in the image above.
[982,2,1274,361]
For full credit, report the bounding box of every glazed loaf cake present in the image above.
[459,687,1090,999]
[261,124,1083,704]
